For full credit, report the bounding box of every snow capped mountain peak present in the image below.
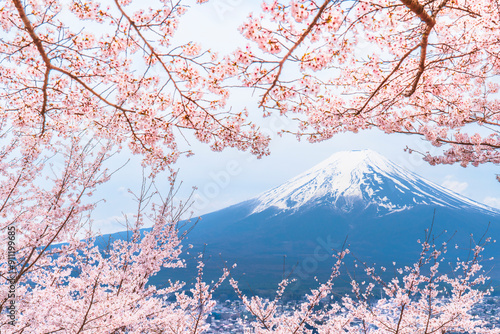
[251,150,497,216]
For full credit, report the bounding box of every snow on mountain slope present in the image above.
[251,150,497,216]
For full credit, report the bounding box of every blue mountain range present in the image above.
[114,150,500,297]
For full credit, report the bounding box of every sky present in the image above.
[90,0,500,234]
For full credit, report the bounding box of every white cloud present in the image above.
[483,197,500,209]
[441,175,468,194]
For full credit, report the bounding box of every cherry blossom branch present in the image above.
[112,0,246,140]
[76,273,100,334]
[259,0,332,107]
[399,0,435,26]
[401,0,449,96]
[356,44,420,115]
[11,0,53,132]
[11,0,51,66]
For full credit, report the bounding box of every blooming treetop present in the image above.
[1,0,500,175]
[230,0,500,172]
[1,0,270,174]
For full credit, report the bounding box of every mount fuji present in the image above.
[152,150,500,295]
[250,150,495,216]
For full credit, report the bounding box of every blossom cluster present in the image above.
[231,0,500,170]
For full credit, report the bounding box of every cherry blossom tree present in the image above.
[1,0,270,173]
[232,230,497,333]
[0,128,229,332]
[3,0,500,171]
[0,0,248,331]
[0,0,499,333]
[230,0,500,170]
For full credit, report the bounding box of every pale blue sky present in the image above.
[90,0,500,234]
